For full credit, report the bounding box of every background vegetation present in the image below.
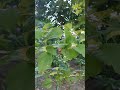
[0,0,34,90]
[86,0,120,89]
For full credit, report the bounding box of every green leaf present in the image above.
[35,29,43,39]
[46,27,63,40]
[46,46,57,55]
[64,29,76,45]
[64,23,72,30]
[42,78,52,89]
[97,44,120,74]
[62,48,78,60]
[43,23,52,30]
[73,44,85,57]
[86,54,103,80]
[37,52,53,74]
[6,62,34,90]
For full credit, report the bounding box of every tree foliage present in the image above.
[35,0,85,89]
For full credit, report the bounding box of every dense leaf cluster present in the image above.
[35,0,85,89]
